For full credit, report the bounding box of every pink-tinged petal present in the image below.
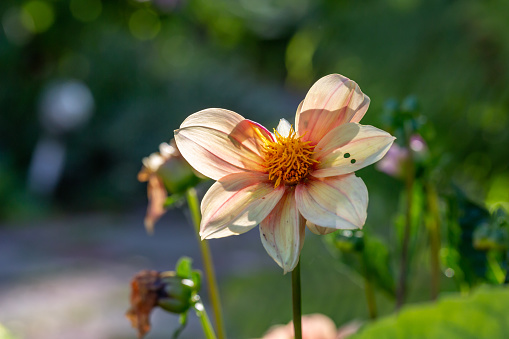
[312,123,395,178]
[144,176,167,234]
[175,109,269,180]
[200,172,285,239]
[306,221,337,235]
[296,174,368,229]
[259,189,305,273]
[296,74,370,144]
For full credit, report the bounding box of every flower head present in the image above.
[175,74,395,272]
[138,140,201,233]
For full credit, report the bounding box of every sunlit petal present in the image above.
[296,74,370,144]
[312,123,395,177]
[175,109,270,180]
[295,174,368,229]
[200,172,285,239]
[259,190,305,273]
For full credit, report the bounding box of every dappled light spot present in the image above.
[2,7,33,45]
[21,1,54,34]
[129,9,161,41]
[285,29,316,87]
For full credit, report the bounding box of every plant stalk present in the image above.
[195,300,218,339]
[186,188,226,339]
[396,151,415,309]
[292,260,302,339]
[425,182,441,300]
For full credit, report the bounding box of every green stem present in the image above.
[292,260,302,339]
[425,182,441,300]
[186,188,226,339]
[396,148,415,310]
[195,300,218,339]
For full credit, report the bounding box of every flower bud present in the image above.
[138,139,203,232]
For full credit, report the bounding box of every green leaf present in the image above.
[350,286,509,339]
[176,256,193,278]
[325,231,395,297]
[191,270,202,293]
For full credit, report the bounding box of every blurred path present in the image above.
[0,208,273,339]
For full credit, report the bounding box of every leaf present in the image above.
[325,231,395,297]
[175,257,192,279]
[191,270,202,293]
[350,286,509,339]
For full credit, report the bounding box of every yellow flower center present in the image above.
[257,126,319,188]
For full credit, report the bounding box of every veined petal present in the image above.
[200,172,285,239]
[296,74,370,145]
[296,174,368,229]
[260,189,305,273]
[306,221,337,235]
[312,123,395,178]
[174,109,269,180]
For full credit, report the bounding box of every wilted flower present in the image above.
[175,74,395,272]
[126,270,196,338]
[138,140,200,232]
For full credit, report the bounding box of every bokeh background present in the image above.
[1,0,509,338]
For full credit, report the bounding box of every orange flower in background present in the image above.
[175,74,395,272]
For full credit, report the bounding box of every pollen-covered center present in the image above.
[258,126,319,188]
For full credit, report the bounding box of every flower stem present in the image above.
[292,260,302,339]
[425,182,441,300]
[194,299,218,339]
[186,188,226,339]
[396,150,415,310]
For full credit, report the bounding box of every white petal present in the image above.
[175,109,271,180]
[276,118,292,137]
[295,174,368,229]
[200,172,285,239]
[312,123,395,178]
[259,190,305,273]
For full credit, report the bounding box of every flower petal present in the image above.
[259,189,305,273]
[296,74,370,144]
[306,221,337,235]
[174,109,269,180]
[200,172,285,239]
[312,123,395,178]
[295,174,368,229]
[276,118,292,137]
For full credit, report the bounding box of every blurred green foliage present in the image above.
[350,286,509,339]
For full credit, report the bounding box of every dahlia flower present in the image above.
[175,74,395,272]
